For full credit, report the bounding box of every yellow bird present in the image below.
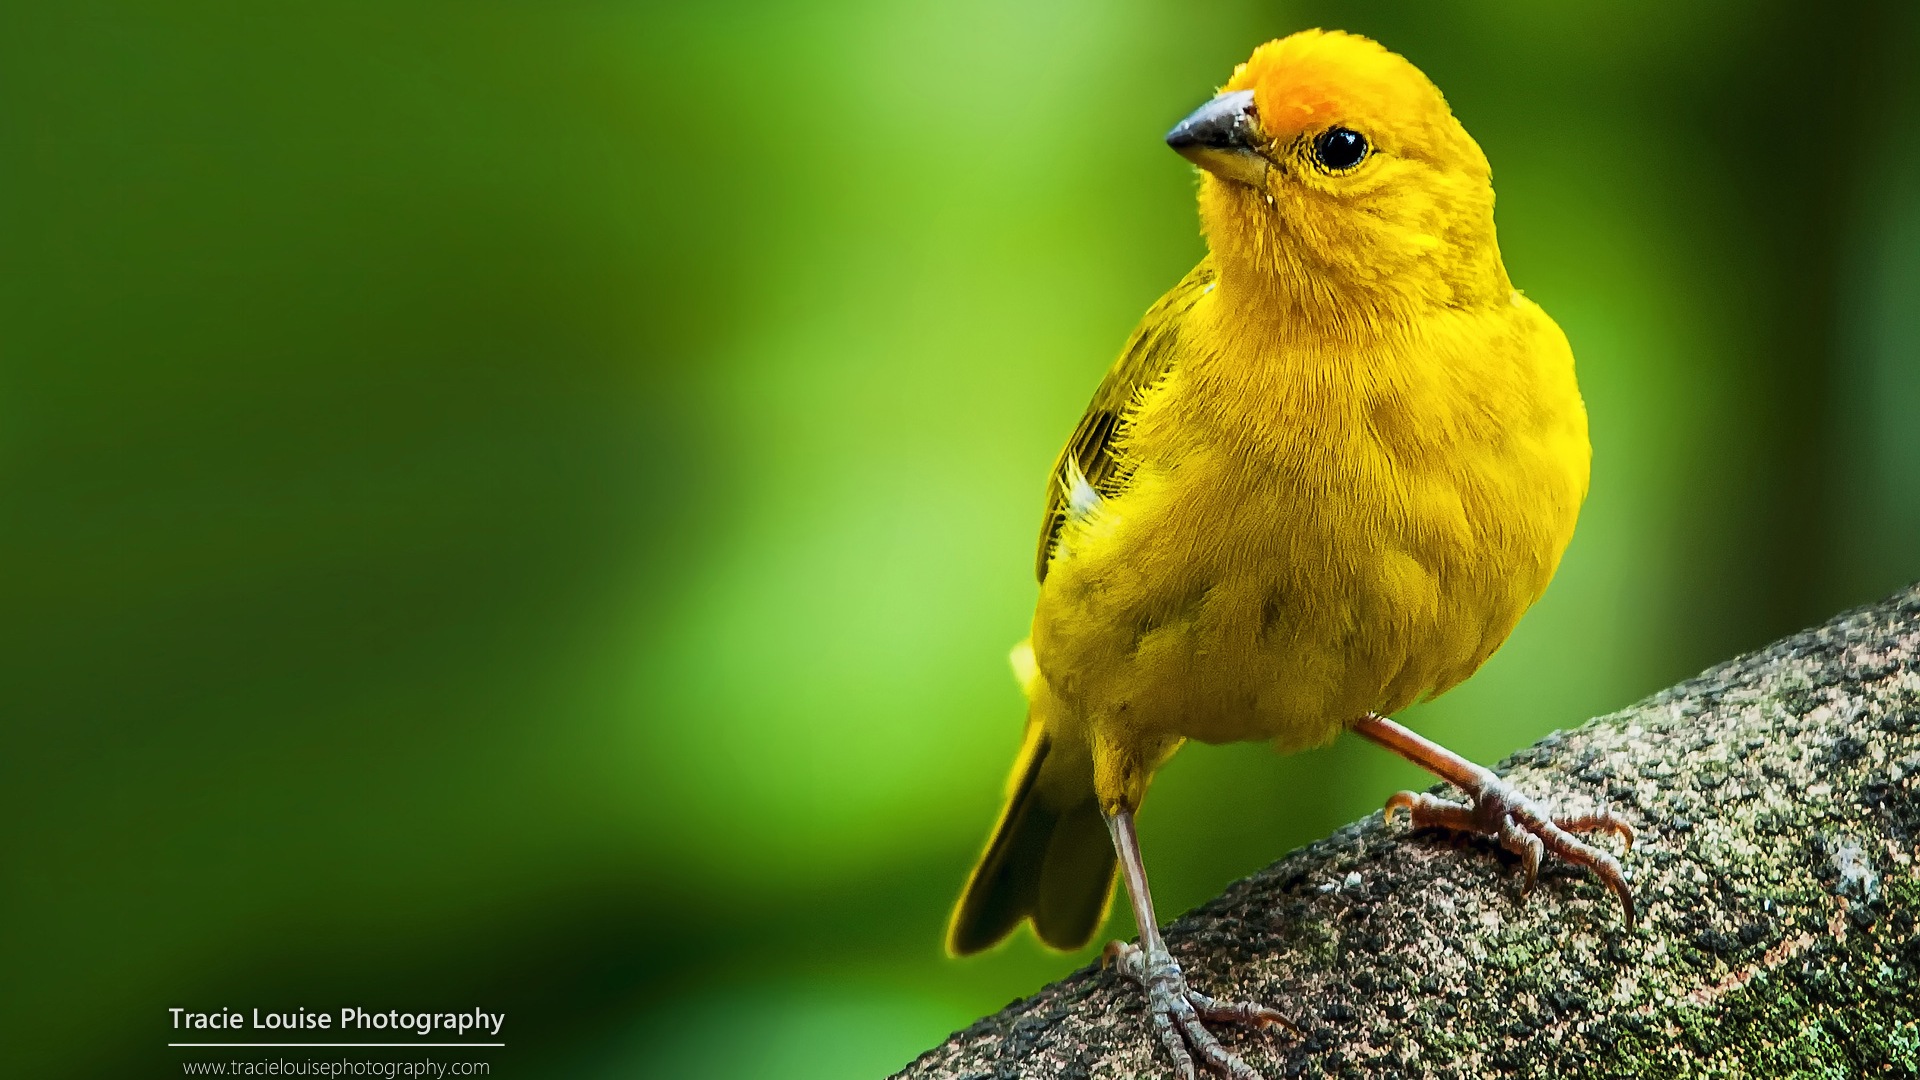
[948,29,1634,1079]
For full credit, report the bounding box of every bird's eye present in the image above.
[1311,127,1369,172]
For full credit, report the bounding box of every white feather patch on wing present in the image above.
[1061,454,1103,525]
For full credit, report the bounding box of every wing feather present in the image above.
[1035,260,1215,581]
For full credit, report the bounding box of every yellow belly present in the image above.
[1025,291,1589,816]
[1030,393,1582,759]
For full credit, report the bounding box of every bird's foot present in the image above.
[1385,775,1637,928]
[1103,940,1297,1080]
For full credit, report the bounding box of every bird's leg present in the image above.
[1351,713,1638,928]
[1102,809,1297,1080]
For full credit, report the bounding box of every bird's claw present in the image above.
[1104,940,1297,1080]
[1384,777,1637,929]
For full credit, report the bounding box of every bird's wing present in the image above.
[1036,260,1215,582]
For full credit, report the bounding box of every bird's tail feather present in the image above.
[947,724,1116,955]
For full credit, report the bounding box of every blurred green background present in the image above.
[4,1,1918,1077]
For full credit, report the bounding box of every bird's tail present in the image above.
[946,645,1116,955]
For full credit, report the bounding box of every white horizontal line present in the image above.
[168,1043,504,1048]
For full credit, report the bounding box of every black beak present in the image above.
[1166,89,1269,187]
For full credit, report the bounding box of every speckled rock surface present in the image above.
[899,585,1920,1079]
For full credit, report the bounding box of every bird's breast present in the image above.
[1033,319,1585,753]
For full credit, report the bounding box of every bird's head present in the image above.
[1170,30,1507,314]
